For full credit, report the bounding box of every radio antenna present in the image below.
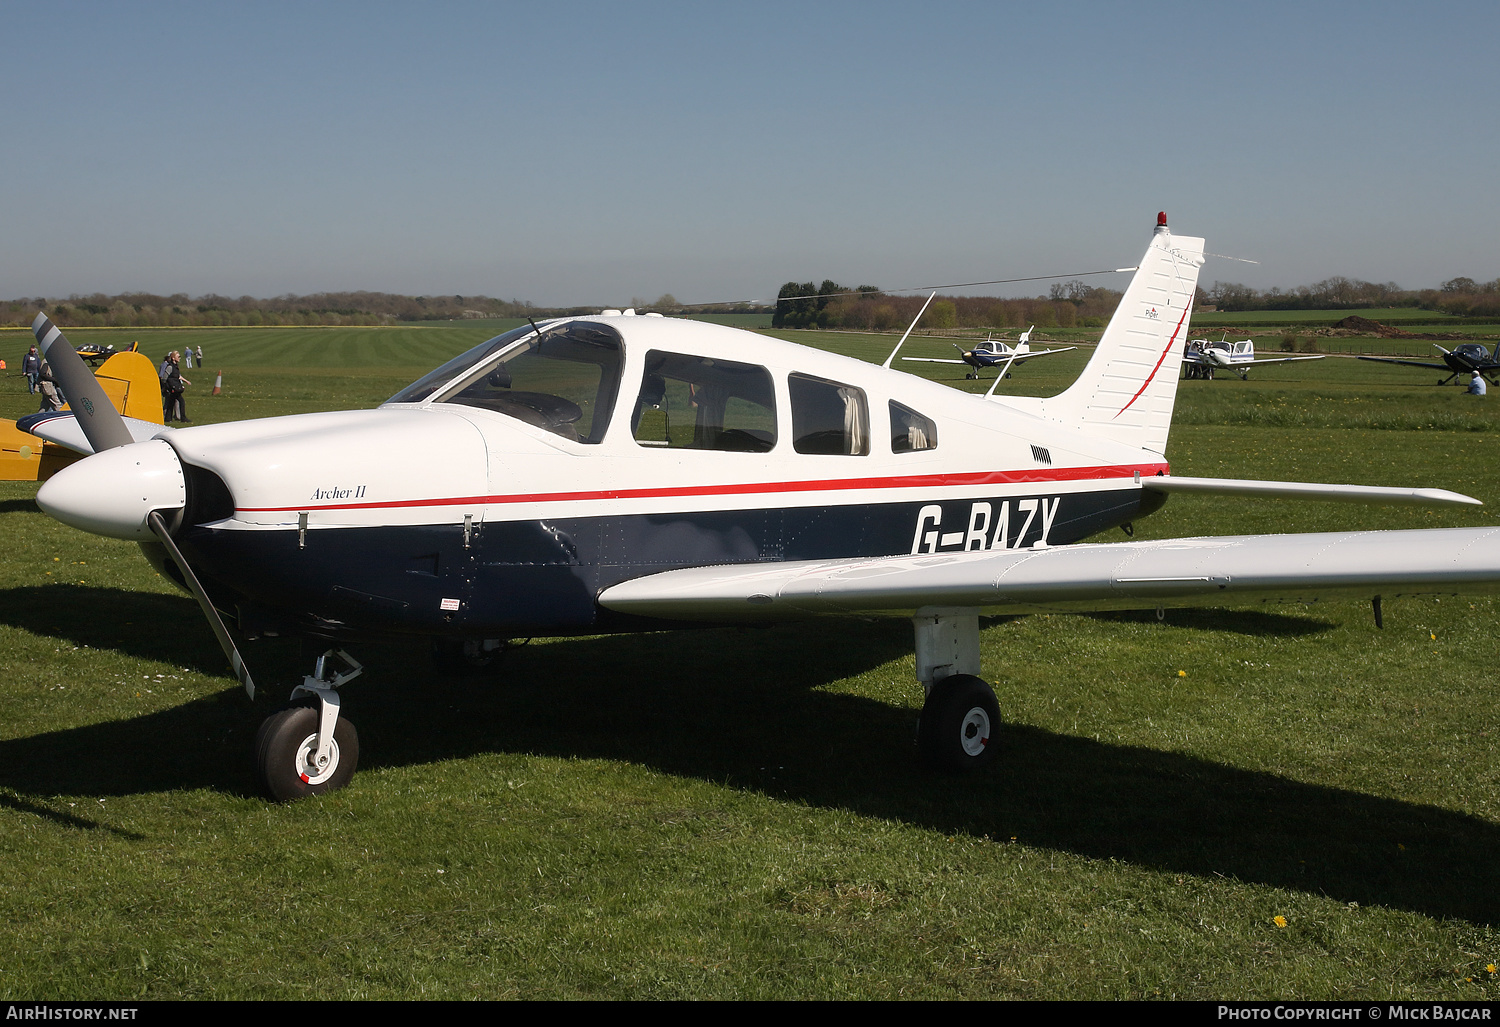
[882,292,937,369]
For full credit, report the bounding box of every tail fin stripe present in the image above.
[1112,302,1191,419]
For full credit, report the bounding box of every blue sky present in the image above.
[4,1,1496,305]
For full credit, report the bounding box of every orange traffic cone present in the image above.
[212,370,223,395]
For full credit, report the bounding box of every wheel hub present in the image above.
[959,708,990,757]
[294,734,341,785]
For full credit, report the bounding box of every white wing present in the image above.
[1142,474,1478,507]
[16,411,171,455]
[598,527,1500,621]
[1007,346,1076,360]
[1243,355,1326,365]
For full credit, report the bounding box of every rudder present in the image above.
[1037,213,1205,455]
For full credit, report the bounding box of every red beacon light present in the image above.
[1157,211,1168,227]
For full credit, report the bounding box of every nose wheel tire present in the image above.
[917,674,1001,773]
[254,701,359,801]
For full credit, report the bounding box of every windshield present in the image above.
[433,321,623,444]
[385,324,545,405]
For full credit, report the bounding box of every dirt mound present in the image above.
[1328,315,1477,341]
[1333,315,1401,336]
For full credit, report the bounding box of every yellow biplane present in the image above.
[1,347,164,481]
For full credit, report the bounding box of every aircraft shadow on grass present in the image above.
[0,591,1494,927]
[1088,608,1336,637]
[0,498,45,515]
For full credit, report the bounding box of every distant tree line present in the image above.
[774,279,1123,331]
[11,270,1497,332]
[1202,276,1500,317]
[0,289,772,329]
[0,291,625,329]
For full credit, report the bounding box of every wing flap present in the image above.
[598,526,1500,621]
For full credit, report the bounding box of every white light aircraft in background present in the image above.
[1181,335,1325,380]
[903,326,1077,380]
[25,212,1500,800]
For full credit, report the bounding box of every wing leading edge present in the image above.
[598,526,1500,622]
[16,411,171,455]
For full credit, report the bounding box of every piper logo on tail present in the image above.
[911,498,1061,554]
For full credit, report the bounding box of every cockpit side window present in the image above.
[632,351,777,452]
[790,373,868,455]
[889,400,937,453]
[430,322,623,443]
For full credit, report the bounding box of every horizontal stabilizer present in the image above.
[1140,475,1480,507]
[16,411,172,455]
[598,526,1500,621]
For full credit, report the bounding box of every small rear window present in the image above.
[890,401,937,453]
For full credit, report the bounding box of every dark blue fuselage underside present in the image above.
[175,487,1161,641]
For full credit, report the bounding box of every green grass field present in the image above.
[2,322,1499,999]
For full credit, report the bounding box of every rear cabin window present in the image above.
[430,321,623,444]
[632,351,777,452]
[789,373,869,455]
[890,400,938,453]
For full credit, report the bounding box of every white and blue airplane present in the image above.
[903,326,1077,380]
[1181,335,1325,380]
[26,213,1500,800]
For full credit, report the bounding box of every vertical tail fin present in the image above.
[1036,214,1205,455]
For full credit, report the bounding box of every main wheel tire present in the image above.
[917,674,1001,773]
[254,701,359,801]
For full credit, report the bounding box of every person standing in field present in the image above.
[162,351,191,422]
[196,345,204,365]
[184,347,193,369]
[22,346,41,393]
[37,362,62,412]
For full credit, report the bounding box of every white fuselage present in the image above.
[39,317,1171,640]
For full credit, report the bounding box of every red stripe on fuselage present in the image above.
[237,462,1170,515]
[1114,303,1192,419]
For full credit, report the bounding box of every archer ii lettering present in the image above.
[310,485,367,501]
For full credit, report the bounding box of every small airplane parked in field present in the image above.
[0,348,163,481]
[25,212,1500,801]
[75,342,118,365]
[1357,342,1500,386]
[904,326,1077,380]
[1181,336,1325,380]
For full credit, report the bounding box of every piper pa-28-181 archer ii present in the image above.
[903,326,1077,380]
[27,212,1500,800]
[1181,335,1325,380]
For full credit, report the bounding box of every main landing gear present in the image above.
[912,608,1001,772]
[254,649,363,801]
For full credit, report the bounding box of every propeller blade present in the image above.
[147,510,256,699]
[32,313,135,453]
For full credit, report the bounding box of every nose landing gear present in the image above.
[254,649,363,801]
